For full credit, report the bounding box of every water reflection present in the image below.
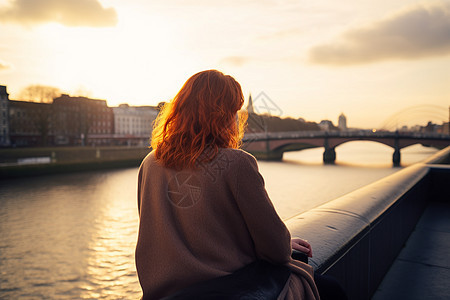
[82,170,140,299]
[0,169,141,299]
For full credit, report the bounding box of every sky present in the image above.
[0,0,449,129]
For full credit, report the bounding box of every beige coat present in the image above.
[135,148,320,299]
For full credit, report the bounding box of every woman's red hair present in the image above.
[151,70,247,170]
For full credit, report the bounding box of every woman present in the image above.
[135,70,320,299]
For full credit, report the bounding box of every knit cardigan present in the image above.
[135,148,320,299]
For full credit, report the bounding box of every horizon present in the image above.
[1,0,449,129]
[4,89,447,131]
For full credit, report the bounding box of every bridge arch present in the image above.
[328,138,396,149]
[328,141,395,166]
[269,137,445,153]
[271,139,402,166]
[243,131,449,166]
[271,141,322,153]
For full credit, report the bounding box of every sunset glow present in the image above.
[1,0,449,128]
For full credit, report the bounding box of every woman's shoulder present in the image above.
[141,150,155,161]
[219,148,257,163]
[140,150,160,169]
[215,148,259,172]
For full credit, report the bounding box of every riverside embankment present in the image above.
[0,146,151,179]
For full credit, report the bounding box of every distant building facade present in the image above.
[319,120,337,131]
[113,104,158,146]
[0,86,10,146]
[338,113,347,131]
[3,87,161,147]
[443,122,450,135]
[53,95,114,146]
[8,100,53,146]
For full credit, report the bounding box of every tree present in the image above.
[18,85,62,103]
[73,86,93,98]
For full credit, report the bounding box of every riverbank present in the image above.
[0,145,276,179]
[0,143,442,179]
[0,146,151,179]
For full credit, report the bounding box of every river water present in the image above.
[0,142,438,299]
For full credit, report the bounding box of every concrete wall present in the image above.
[0,146,151,179]
[286,146,450,300]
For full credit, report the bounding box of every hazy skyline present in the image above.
[1,0,449,129]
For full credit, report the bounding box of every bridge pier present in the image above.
[323,147,336,164]
[323,136,336,164]
[393,148,401,167]
[393,137,401,167]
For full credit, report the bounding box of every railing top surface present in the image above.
[284,162,429,272]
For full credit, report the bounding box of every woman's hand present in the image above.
[291,238,313,258]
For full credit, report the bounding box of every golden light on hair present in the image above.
[151,70,246,170]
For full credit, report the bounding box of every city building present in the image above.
[0,85,10,146]
[319,120,336,131]
[8,100,53,146]
[53,95,114,146]
[442,122,450,135]
[2,85,163,147]
[338,113,347,131]
[112,104,158,146]
[399,125,410,132]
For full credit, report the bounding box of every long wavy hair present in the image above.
[151,70,247,170]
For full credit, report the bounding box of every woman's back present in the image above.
[135,70,320,300]
[135,148,292,299]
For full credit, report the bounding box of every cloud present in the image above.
[0,0,118,27]
[309,1,450,65]
[220,56,252,67]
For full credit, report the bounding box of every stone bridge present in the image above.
[242,131,450,166]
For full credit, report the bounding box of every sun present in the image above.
[28,9,190,106]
